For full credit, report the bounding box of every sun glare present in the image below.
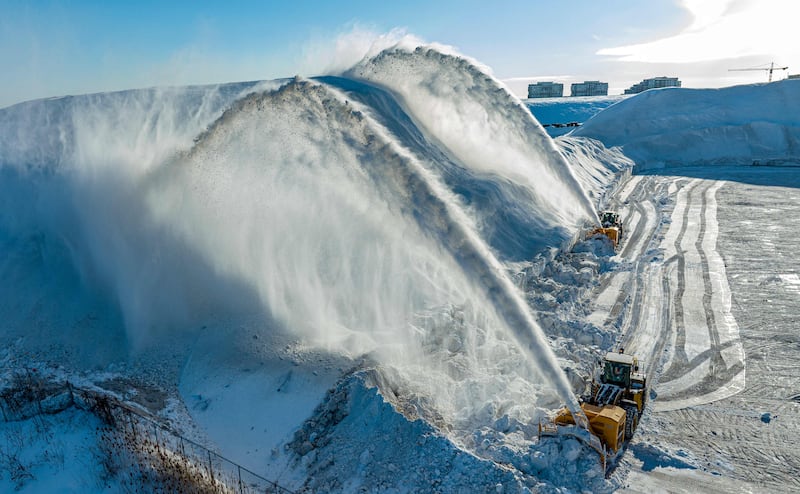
[598,0,799,69]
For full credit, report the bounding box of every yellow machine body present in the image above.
[554,403,626,452]
[548,350,647,456]
[587,226,620,248]
[587,211,623,249]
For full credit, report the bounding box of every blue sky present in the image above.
[2,0,796,108]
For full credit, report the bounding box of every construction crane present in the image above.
[729,62,789,82]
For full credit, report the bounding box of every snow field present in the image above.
[0,408,111,493]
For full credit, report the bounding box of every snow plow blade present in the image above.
[586,211,623,249]
[553,403,625,452]
[586,226,620,248]
[538,417,609,471]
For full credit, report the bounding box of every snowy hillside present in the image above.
[574,79,800,167]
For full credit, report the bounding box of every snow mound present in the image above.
[287,370,522,493]
[0,82,264,173]
[0,42,607,434]
[557,136,635,206]
[574,80,800,167]
[287,369,612,493]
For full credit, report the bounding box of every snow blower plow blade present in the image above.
[538,415,610,472]
[586,227,620,248]
[586,211,623,249]
[553,403,625,452]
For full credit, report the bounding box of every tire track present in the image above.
[656,403,800,492]
[600,177,668,335]
[658,180,745,404]
[659,179,702,381]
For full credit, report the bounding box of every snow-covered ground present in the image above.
[1,40,799,493]
[570,81,800,493]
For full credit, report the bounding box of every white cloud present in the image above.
[597,0,799,67]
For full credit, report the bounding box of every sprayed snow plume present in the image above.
[0,43,613,492]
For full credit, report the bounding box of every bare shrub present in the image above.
[0,426,35,489]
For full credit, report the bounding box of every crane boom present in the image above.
[728,62,789,82]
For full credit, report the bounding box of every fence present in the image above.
[0,370,295,494]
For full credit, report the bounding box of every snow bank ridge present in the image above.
[181,75,582,429]
[575,79,800,167]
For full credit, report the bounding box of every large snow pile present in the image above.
[0,42,623,493]
[557,136,635,207]
[574,79,800,167]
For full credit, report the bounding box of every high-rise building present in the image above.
[624,76,681,94]
[527,82,564,98]
[570,81,608,97]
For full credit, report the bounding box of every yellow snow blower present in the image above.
[540,349,647,465]
[586,211,623,249]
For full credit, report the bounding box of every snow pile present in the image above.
[287,371,523,493]
[0,82,263,172]
[285,370,611,493]
[0,82,269,374]
[166,77,589,432]
[574,80,800,167]
[557,136,636,207]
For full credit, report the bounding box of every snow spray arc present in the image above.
[0,47,588,431]
[171,76,586,426]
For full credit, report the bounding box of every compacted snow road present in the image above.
[587,166,800,493]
